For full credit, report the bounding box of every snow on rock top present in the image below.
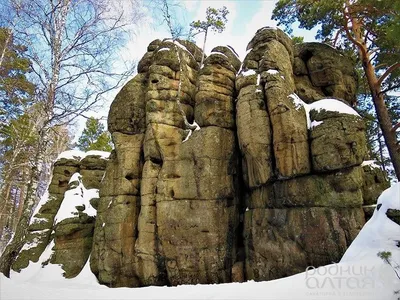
[260,26,278,31]
[84,150,110,159]
[163,40,196,60]
[54,172,98,225]
[210,51,228,58]
[361,160,382,169]
[173,40,189,52]
[266,69,279,75]
[288,94,360,129]
[56,150,85,161]
[309,99,360,117]
[241,69,256,76]
[56,150,110,162]
[157,47,170,52]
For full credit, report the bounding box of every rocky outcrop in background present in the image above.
[12,151,109,278]
[12,27,390,287]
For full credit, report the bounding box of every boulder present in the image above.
[310,105,367,172]
[294,43,358,106]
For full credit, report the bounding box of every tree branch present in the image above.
[342,5,367,58]
[392,122,400,133]
[377,63,400,86]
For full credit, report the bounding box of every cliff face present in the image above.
[89,27,374,287]
[12,27,390,287]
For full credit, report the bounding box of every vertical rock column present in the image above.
[135,39,199,286]
[175,46,241,283]
[90,40,153,287]
[142,41,241,285]
[257,28,310,178]
[237,28,365,282]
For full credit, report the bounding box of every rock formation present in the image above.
[361,161,390,220]
[91,39,241,287]
[12,151,109,278]
[11,27,390,287]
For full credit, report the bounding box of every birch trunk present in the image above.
[0,135,43,277]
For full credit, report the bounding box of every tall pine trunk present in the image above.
[348,11,400,180]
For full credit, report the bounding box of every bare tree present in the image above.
[0,0,143,276]
[147,0,188,40]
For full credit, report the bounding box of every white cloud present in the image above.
[245,0,279,38]
[181,0,200,12]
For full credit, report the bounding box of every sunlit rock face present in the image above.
[14,27,389,287]
[91,39,241,287]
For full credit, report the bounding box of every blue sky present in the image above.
[83,0,318,136]
[125,0,318,61]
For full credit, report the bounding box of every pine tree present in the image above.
[190,6,229,67]
[77,117,112,152]
[272,0,400,180]
[0,27,35,125]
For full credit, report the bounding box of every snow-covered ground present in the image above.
[1,184,399,300]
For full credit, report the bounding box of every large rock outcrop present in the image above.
[12,27,390,287]
[90,39,241,287]
[236,28,366,282]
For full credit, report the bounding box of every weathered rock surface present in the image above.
[13,28,390,287]
[244,207,364,281]
[309,106,367,172]
[361,162,390,206]
[236,28,366,283]
[293,43,358,106]
[91,40,240,287]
